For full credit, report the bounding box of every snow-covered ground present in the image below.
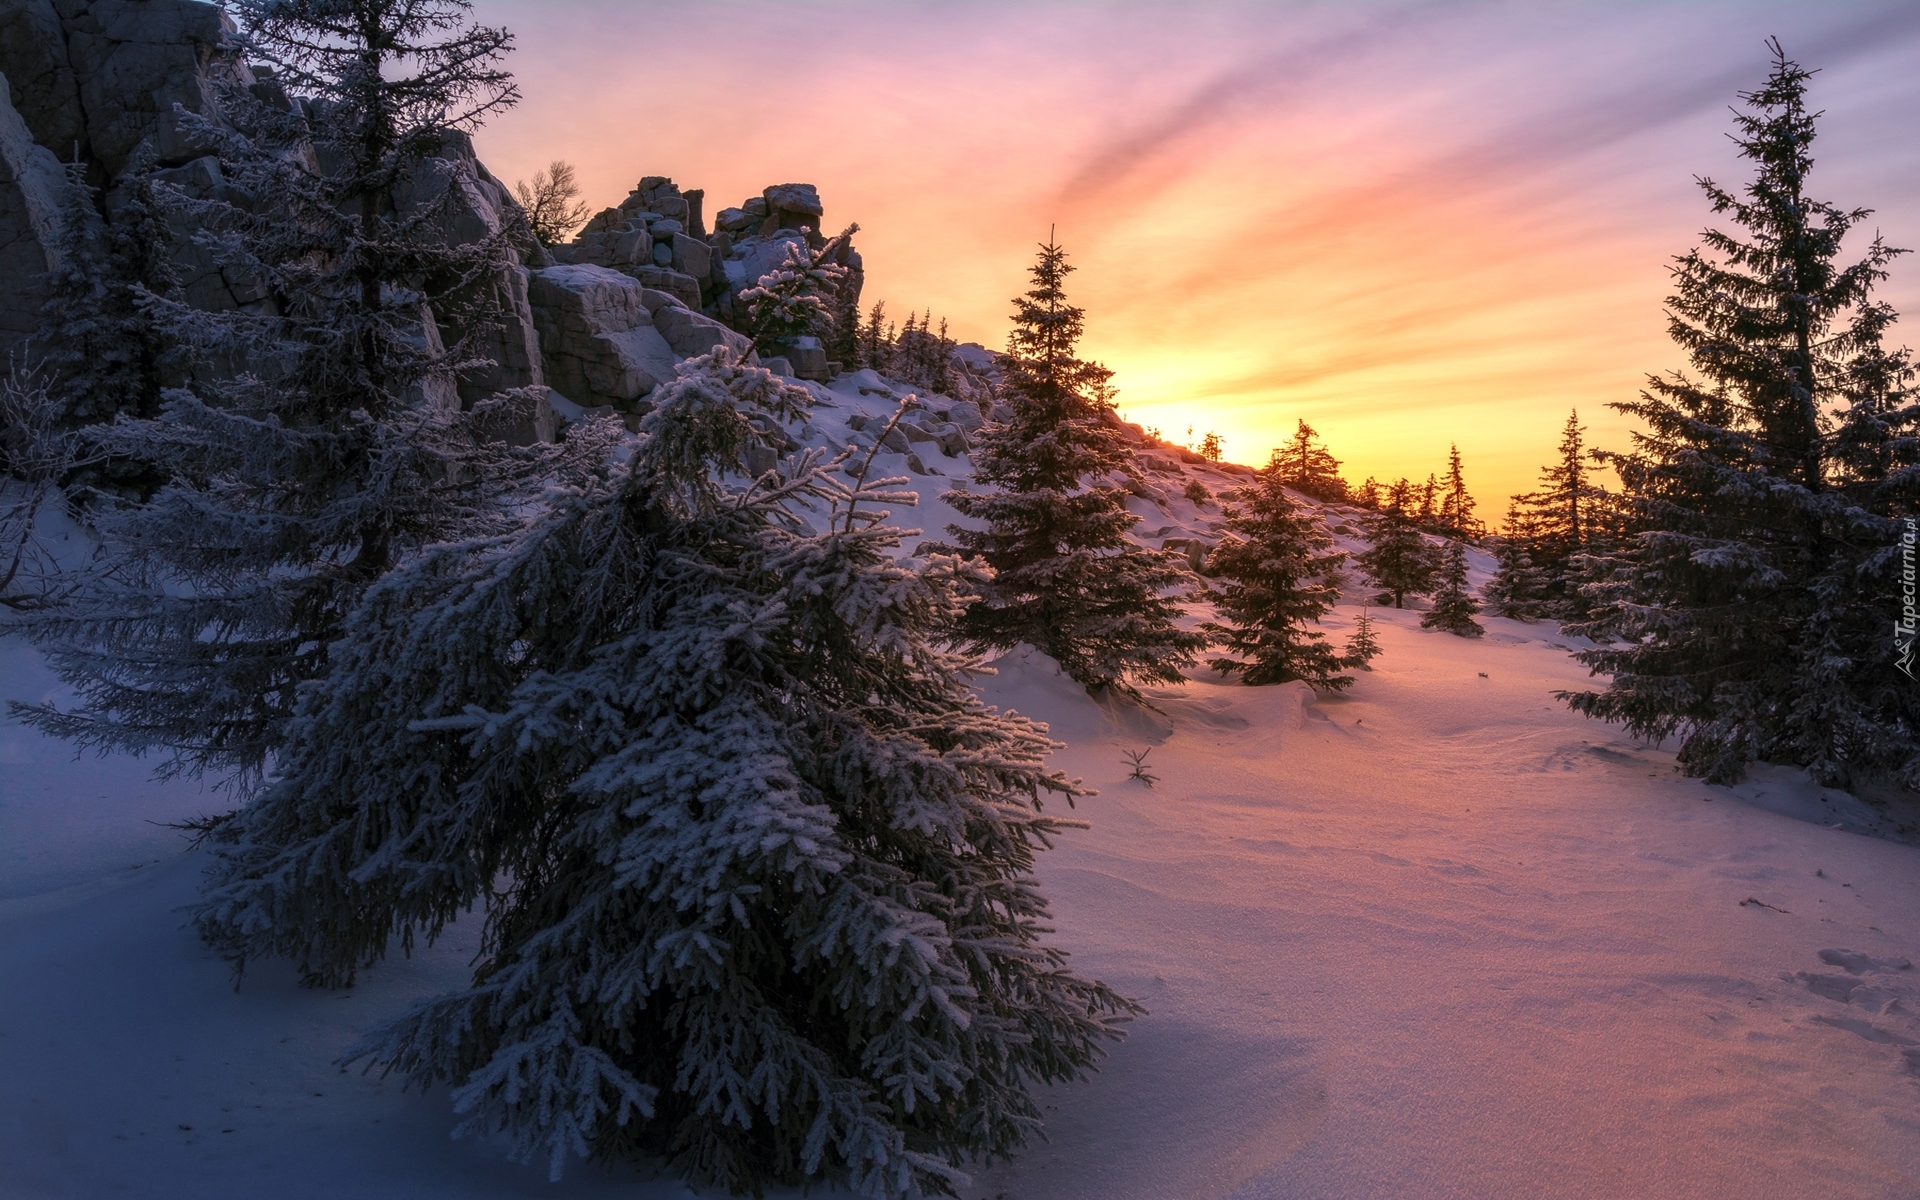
[5,377,1918,1198]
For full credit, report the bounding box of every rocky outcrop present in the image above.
[560,174,863,362]
[529,264,682,412]
[0,0,557,410]
[761,183,822,240]
[0,0,253,362]
[786,335,829,383]
[58,0,251,178]
[651,303,749,360]
[0,0,85,163]
[553,175,728,318]
[1,2,840,432]
[722,229,808,298]
[0,68,70,348]
[394,130,547,401]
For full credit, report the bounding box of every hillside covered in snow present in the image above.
[5,5,1920,1197]
[6,357,1920,1199]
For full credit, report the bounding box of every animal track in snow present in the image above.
[1818,948,1913,975]
[1789,948,1920,1065]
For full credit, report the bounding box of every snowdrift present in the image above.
[5,369,1919,1199]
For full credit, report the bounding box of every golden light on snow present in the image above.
[472,1,1920,510]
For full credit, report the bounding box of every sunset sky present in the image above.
[469,1,1920,511]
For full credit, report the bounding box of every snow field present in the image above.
[4,371,1918,1198]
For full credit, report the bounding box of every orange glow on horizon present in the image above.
[470,1,1920,515]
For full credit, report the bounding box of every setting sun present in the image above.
[470,1,1919,508]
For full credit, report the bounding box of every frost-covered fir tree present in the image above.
[1435,444,1480,538]
[1539,410,1591,552]
[740,239,844,356]
[940,237,1205,695]
[1792,326,1920,786]
[1563,42,1920,787]
[1358,484,1438,608]
[194,347,1137,1198]
[1269,419,1347,501]
[38,159,177,429]
[0,362,107,608]
[1831,326,1919,486]
[895,314,958,395]
[1421,538,1484,637]
[20,0,538,788]
[1488,412,1612,619]
[824,224,863,369]
[856,299,892,370]
[1344,608,1383,669]
[1202,464,1351,689]
[1482,500,1552,620]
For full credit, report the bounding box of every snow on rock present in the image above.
[527,265,675,411]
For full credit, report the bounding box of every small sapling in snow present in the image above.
[1124,748,1159,786]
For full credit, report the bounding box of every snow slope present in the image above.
[5,376,1918,1199]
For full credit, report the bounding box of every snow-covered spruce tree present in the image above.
[1343,608,1383,669]
[1357,484,1438,608]
[1563,42,1920,787]
[1491,412,1611,618]
[0,362,109,609]
[1415,473,1438,528]
[856,299,893,370]
[884,311,924,383]
[1435,444,1480,538]
[1539,411,1590,553]
[195,347,1137,1197]
[740,238,844,357]
[1482,499,1552,620]
[1793,325,1920,787]
[939,237,1204,695]
[1270,419,1346,501]
[824,224,864,369]
[1831,323,1919,487]
[1421,538,1484,637]
[891,313,958,396]
[1202,464,1351,688]
[38,159,178,430]
[18,0,536,788]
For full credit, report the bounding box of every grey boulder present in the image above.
[529,264,677,408]
[786,335,829,381]
[652,304,750,359]
[669,231,710,284]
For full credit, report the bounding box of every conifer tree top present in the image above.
[1002,233,1113,406]
[1662,37,1907,489]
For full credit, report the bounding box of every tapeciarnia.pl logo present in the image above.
[1900,517,1917,679]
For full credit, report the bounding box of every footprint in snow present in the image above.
[1791,948,1920,1064]
[1819,948,1913,975]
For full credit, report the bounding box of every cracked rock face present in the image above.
[529,264,681,410]
[0,0,86,163]
[0,69,70,347]
[1,3,866,426]
[0,0,252,360]
[56,0,249,178]
[0,0,557,409]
